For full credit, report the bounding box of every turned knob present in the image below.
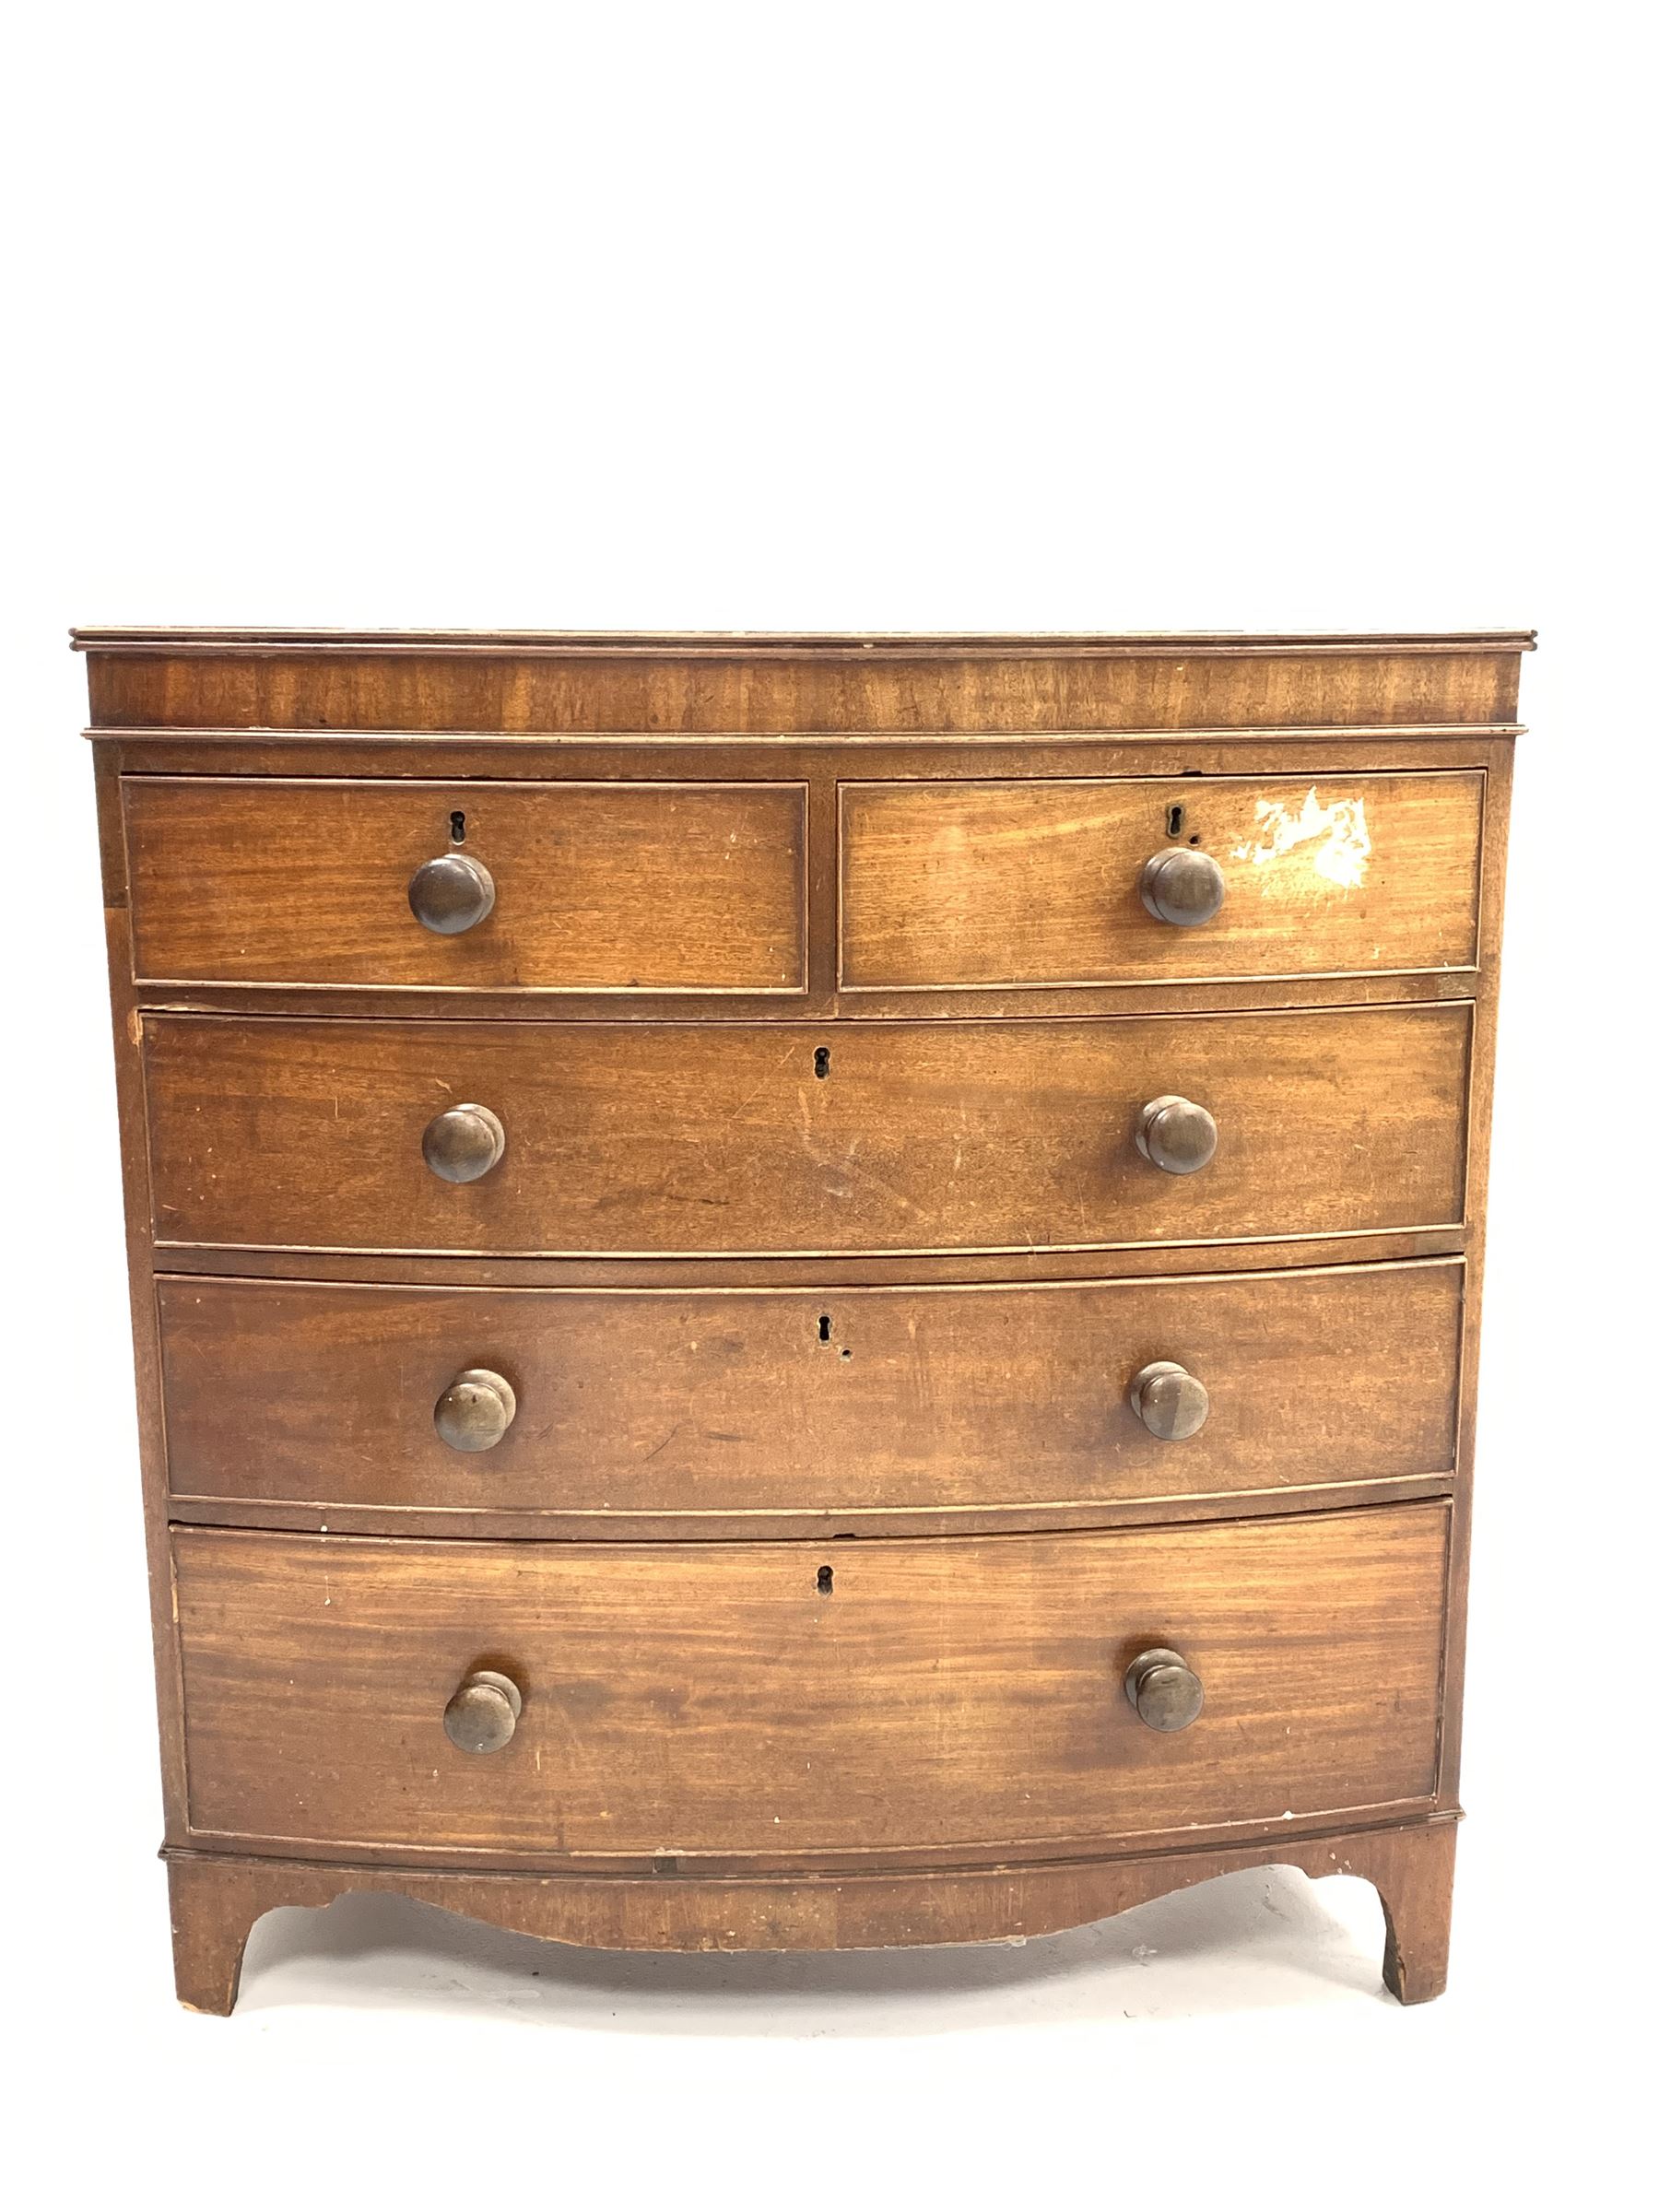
[1124,1647,1205,1732]
[1129,1360,1210,1440]
[422,1103,506,1183]
[409,853,496,935]
[443,1668,524,1754]
[434,1368,518,1452]
[1140,847,1225,927]
[1135,1094,1218,1176]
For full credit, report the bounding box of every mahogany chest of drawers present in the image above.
[81,627,1527,2011]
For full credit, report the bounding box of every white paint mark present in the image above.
[1232,786,1371,888]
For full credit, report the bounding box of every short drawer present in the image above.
[840,772,1483,988]
[123,775,807,992]
[173,1505,1449,1859]
[142,1004,1470,1256]
[158,1260,1464,1523]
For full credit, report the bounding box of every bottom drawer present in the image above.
[174,1506,1448,1862]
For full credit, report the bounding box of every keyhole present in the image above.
[817,1566,833,1594]
[818,1314,832,1343]
[814,1047,830,1079]
[1166,804,1183,838]
[450,810,466,843]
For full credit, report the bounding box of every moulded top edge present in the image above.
[84,722,1526,745]
[69,627,1539,658]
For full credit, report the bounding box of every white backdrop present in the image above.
[6,4,1652,2204]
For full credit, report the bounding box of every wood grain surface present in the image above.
[80,631,1529,733]
[157,1259,1464,1523]
[840,771,1483,987]
[124,774,806,992]
[141,1004,1471,1256]
[173,1505,1449,1860]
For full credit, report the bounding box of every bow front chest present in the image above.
[80,628,1526,2010]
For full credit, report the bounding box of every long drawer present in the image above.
[158,1260,1463,1522]
[123,775,808,992]
[142,1004,1470,1256]
[173,1506,1449,1860]
[841,771,1485,987]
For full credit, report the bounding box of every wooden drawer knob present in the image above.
[409,853,496,935]
[435,1368,518,1452]
[1140,847,1225,926]
[422,1103,506,1183]
[1129,1360,1210,1440]
[443,1669,524,1754]
[1124,1647,1205,1732]
[1135,1094,1218,1175]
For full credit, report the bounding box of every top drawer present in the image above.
[122,777,807,993]
[840,771,1483,988]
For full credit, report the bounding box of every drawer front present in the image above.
[159,1261,1463,1520]
[841,772,1483,988]
[124,776,807,992]
[143,1005,1469,1255]
[174,1507,1448,1857]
